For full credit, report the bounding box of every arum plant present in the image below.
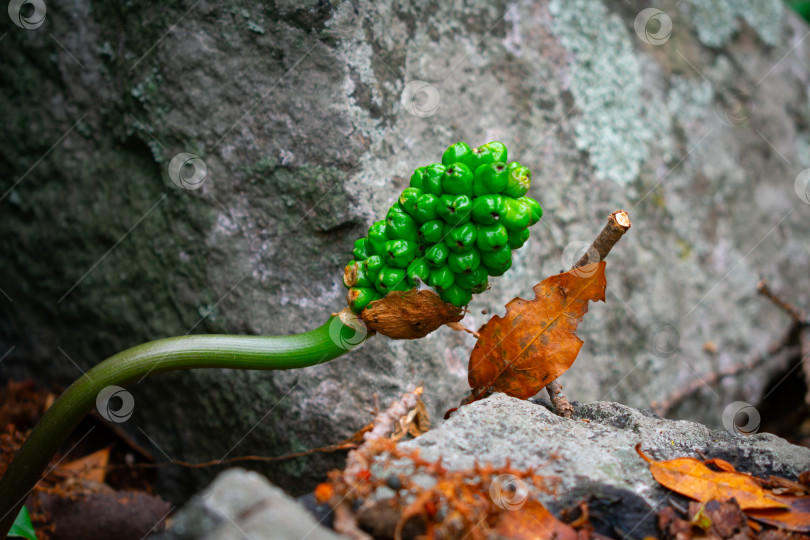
[0,141,542,537]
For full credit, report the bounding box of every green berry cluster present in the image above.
[344,141,542,313]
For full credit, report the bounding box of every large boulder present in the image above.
[2,0,809,500]
[159,394,810,539]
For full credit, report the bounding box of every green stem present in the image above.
[0,315,367,537]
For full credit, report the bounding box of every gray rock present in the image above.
[364,393,810,537]
[395,394,810,515]
[2,0,810,502]
[161,395,810,539]
[154,468,344,540]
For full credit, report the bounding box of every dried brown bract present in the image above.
[360,289,463,339]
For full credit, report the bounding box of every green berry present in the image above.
[481,244,512,270]
[462,144,495,171]
[521,196,543,225]
[454,266,488,293]
[422,163,446,196]
[424,242,449,268]
[345,141,537,313]
[476,223,508,251]
[503,165,531,198]
[486,256,512,276]
[473,162,508,196]
[410,167,425,190]
[384,239,417,268]
[437,194,473,225]
[368,220,388,255]
[441,162,474,197]
[365,255,384,279]
[375,266,408,294]
[471,194,506,225]
[447,249,481,274]
[444,221,477,253]
[387,201,406,217]
[418,219,444,244]
[353,238,371,260]
[428,265,454,290]
[347,287,379,312]
[399,187,422,216]
[507,228,530,249]
[386,211,418,241]
[501,198,531,231]
[439,284,472,307]
[442,141,472,166]
[414,194,439,223]
[484,141,508,163]
[406,257,431,286]
[343,260,373,288]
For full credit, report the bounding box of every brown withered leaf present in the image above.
[55,447,110,485]
[658,499,755,540]
[390,397,430,441]
[466,262,607,401]
[657,505,694,540]
[747,496,810,533]
[360,289,463,339]
[637,445,787,511]
[760,475,810,497]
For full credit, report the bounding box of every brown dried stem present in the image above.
[757,280,810,405]
[572,210,632,270]
[757,280,807,323]
[801,326,810,406]
[655,280,810,414]
[651,337,800,416]
[545,379,574,418]
[545,210,632,417]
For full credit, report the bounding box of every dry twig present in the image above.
[757,280,807,323]
[545,379,574,418]
[757,280,810,405]
[545,210,632,417]
[654,280,810,415]
[572,210,632,271]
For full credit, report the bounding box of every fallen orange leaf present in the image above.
[466,262,606,402]
[703,457,736,473]
[747,495,810,533]
[51,446,110,485]
[637,445,787,511]
[495,499,579,539]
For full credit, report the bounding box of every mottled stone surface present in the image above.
[393,394,810,516]
[161,396,810,539]
[153,468,344,540]
[2,0,809,501]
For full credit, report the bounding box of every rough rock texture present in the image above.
[153,468,344,540]
[395,394,810,513]
[161,395,810,539]
[2,0,810,501]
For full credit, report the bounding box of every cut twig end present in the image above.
[547,209,632,415]
[573,209,632,270]
[611,210,631,230]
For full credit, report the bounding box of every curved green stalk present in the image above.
[0,315,367,536]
